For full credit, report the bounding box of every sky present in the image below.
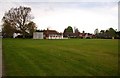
[0,0,119,33]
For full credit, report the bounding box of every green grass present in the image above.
[2,38,118,76]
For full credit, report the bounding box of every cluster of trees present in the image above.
[63,26,79,33]
[63,26,80,38]
[2,6,37,38]
[63,26,73,33]
[63,26,120,39]
[95,28,120,39]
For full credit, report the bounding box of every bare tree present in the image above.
[2,6,35,38]
[75,28,79,33]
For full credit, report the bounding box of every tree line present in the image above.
[63,26,120,39]
[94,28,120,39]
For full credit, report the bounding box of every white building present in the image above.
[33,29,63,39]
[33,32,43,39]
[48,34,63,39]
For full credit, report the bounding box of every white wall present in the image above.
[33,32,43,39]
[48,34,63,39]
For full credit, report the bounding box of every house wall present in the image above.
[85,34,92,38]
[33,31,63,39]
[48,34,63,39]
[33,32,43,39]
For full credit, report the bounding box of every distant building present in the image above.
[63,32,80,38]
[33,28,95,39]
[33,32,43,39]
[79,33,94,39]
[43,29,63,39]
[33,29,63,39]
[63,31,94,39]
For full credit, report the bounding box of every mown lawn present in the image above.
[2,38,118,76]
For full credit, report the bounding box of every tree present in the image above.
[63,26,73,37]
[97,28,117,39]
[65,26,73,33]
[82,30,85,33]
[94,28,99,35]
[75,28,79,33]
[63,28,67,33]
[2,21,16,38]
[116,31,120,39]
[100,30,105,33]
[108,28,116,39]
[26,21,37,37]
[2,6,35,38]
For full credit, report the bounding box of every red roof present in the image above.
[43,30,62,37]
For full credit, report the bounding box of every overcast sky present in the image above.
[0,0,119,33]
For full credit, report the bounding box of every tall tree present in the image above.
[2,6,35,38]
[75,28,79,33]
[26,21,37,36]
[82,30,85,33]
[94,28,99,35]
[63,28,67,33]
[65,26,73,33]
[2,21,16,38]
[100,30,105,33]
[108,28,116,39]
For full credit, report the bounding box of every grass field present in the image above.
[2,38,118,76]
